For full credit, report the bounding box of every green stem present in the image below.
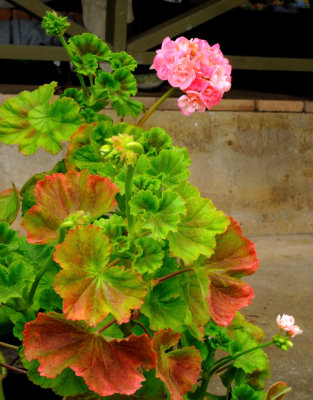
[0,382,4,400]
[137,87,176,127]
[208,340,274,379]
[125,164,137,236]
[27,226,68,307]
[58,35,89,102]
[0,342,18,351]
[88,73,96,95]
[155,268,194,284]
[27,250,54,307]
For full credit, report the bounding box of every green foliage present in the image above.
[0,183,19,225]
[0,14,289,400]
[0,82,83,155]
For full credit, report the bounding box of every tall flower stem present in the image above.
[137,87,176,127]
[27,225,69,307]
[193,340,275,399]
[125,164,137,236]
[58,35,89,102]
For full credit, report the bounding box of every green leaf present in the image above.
[130,190,186,239]
[110,52,137,71]
[232,384,266,400]
[0,258,34,303]
[132,237,164,274]
[0,223,17,246]
[0,183,19,225]
[140,127,172,156]
[141,279,191,332]
[95,69,138,116]
[180,267,210,330]
[61,88,84,107]
[73,53,99,76]
[21,350,89,397]
[230,331,269,374]
[168,182,229,264]
[69,33,111,62]
[204,320,231,351]
[0,82,83,155]
[144,148,190,188]
[112,98,144,119]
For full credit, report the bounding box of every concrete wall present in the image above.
[0,103,312,235]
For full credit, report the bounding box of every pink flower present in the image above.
[276,314,295,330]
[177,91,206,116]
[151,36,232,114]
[168,57,196,90]
[288,325,303,338]
[276,314,303,337]
[200,82,223,109]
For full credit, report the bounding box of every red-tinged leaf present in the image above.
[205,217,258,326]
[208,272,254,327]
[153,328,201,400]
[21,170,119,244]
[0,183,20,225]
[66,123,96,171]
[208,216,258,277]
[54,225,147,326]
[266,382,291,400]
[23,312,156,397]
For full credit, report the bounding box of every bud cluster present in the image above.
[99,134,144,167]
[273,334,293,351]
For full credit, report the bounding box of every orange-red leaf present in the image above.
[54,225,147,326]
[153,329,201,400]
[266,382,291,400]
[206,217,258,326]
[23,312,156,397]
[21,170,119,244]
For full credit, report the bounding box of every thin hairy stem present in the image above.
[0,362,27,375]
[0,342,18,351]
[131,320,152,339]
[125,164,137,236]
[137,87,176,127]
[58,35,89,101]
[97,319,117,334]
[155,268,194,284]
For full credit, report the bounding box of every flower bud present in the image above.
[42,11,70,36]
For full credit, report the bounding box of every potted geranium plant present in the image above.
[0,12,302,400]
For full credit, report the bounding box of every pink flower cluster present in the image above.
[276,314,303,337]
[151,36,232,115]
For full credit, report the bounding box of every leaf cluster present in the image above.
[0,12,285,400]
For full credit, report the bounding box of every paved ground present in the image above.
[209,234,313,399]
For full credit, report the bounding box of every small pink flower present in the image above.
[276,314,303,337]
[177,91,206,116]
[168,57,196,90]
[287,325,303,338]
[200,82,223,109]
[277,314,295,330]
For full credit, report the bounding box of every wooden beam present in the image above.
[127,0,243,52]
[106,0,128,51]
[8,0,87,36]
[0,44,69,61]
[228,56,313,72]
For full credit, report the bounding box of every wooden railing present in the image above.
[0,0,312,72]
